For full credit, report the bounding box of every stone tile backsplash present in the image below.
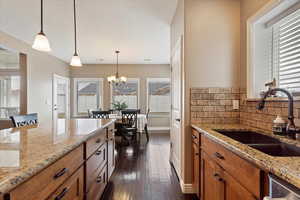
[190,88,240,124]
[190,87,300,131]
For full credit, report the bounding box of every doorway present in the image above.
[53,74,70,120]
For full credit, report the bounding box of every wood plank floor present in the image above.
[102,133,197,200]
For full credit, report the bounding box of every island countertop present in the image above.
[191,123,300,189]
[0,118,115,195]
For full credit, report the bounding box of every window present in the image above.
[273,9,300,93]
[0,48,21,119]
[111,78,139,109]
[248,1,300,98]
[147,78,171,113]
[74,78,103,116]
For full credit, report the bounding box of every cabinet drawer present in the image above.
[86,144,107,191]
[10,145,84,200]
[192,128,200,145]
[86,129,106,159]
[201,135,261,198]
[86,165,107,200]
[47,166,84,200]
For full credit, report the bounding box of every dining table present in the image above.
[108,113,147,132]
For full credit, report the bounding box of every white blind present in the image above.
[273,8,300,92]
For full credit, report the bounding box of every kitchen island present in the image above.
[0,118,115,200]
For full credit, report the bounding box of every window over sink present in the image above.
[247,1,300,98]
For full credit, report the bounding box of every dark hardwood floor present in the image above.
[102,133,197,200]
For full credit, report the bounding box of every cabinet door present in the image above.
[47,166,84,200]
[107,137,115,179]
[193,142,200,198]
[224,171,257,200]
[201,152,224,200]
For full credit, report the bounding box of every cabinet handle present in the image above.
[195,152,199,156]
[53,168,69,179]
[214,152,224,160]
[96,150,102,156]
[213,173,224,182]
[96,138,101,143]
[54,187,69,200]
[96,176,102,183]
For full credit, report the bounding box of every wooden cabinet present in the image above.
[192,128,264,200]
[192,129,200,198]
[10,145,84,200]
[8,122,116,200]
[201,152,223,200]
[86,165,107,200]
[107,124,115,179]
[47,166,84,200]
[201,152,256,200]
[223,170,257,200]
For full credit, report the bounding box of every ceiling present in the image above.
[0,0,178,64]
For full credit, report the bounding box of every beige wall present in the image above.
[240,0,271,88]
[70,64,171,127]
[171,0,241,185]
[0,31,70,126]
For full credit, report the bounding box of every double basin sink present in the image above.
[214,130,300,157]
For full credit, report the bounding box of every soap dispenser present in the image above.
[272,116,287,135]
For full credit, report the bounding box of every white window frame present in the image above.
[146,78,171,113]
[110,78,140,109]
[247,0,300,98]
[73,78,104,117]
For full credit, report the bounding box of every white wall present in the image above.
[0,30,70,126]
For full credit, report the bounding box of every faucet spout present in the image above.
[257,87,298,136]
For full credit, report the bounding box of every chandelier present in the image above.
[107,51,127,85]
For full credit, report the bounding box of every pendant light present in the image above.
[32,0,51,52]
[107,51,127,85]
[70,0,82,67]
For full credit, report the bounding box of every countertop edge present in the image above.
[0,119,115,195]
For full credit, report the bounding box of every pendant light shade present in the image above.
[70,0,82,67]
[32,32,51,52]
[32,0,51,52]
[70,53,82,67]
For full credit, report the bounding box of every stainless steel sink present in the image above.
[214,130,300,157]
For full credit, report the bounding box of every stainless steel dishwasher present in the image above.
[264,174,300,200]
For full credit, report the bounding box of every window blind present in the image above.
[273,8,300,92]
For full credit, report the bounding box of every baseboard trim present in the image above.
[180,179,195,194]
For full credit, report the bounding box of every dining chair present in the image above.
[10,113,38,128]
[121,110,138,144]
[91,111,110,119]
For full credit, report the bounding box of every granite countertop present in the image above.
[191,123,300,188]
[0,118,115,195]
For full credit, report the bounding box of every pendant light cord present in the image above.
[41,0,44,33]
[73,0,78,55]
[116,51,119,77]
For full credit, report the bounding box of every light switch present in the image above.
[233,100,239,110]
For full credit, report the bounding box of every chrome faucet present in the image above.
[257,87,300,138]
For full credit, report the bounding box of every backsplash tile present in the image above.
[190,87,300,131]
[190,87,240,124]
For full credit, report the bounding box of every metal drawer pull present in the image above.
[54,187,69,200]
[53,168,69,179]
[214,152,224,160]
[96,176,102,183]
[96,150,102,155]
[95,138,101,143]
[213,173,224,182]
